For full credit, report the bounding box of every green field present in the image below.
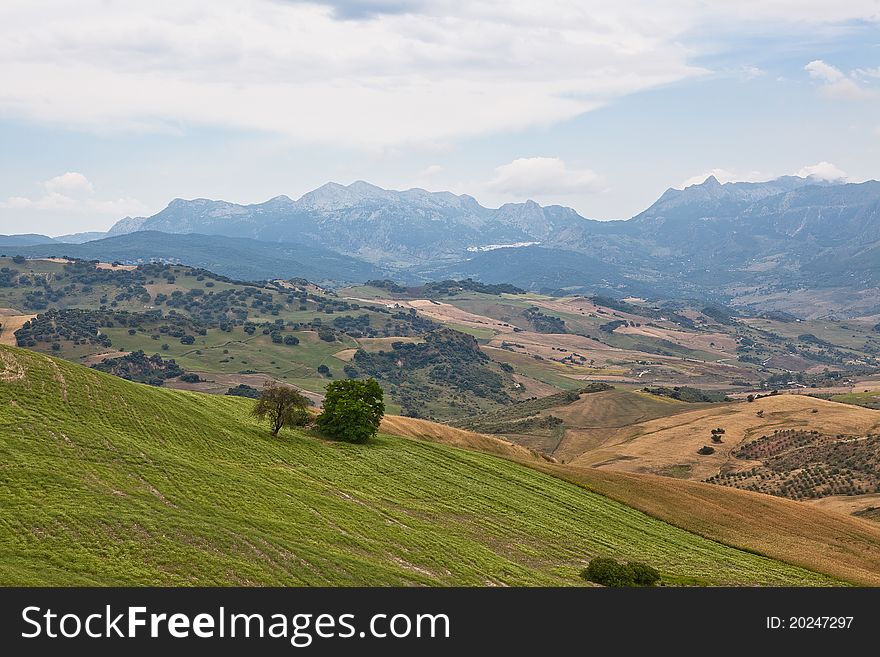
[0,345,836,586]
[102,327,356,393]
[828,390,880,410]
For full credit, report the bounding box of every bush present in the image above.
[697,445,716,455]
[178,373,202,383]
[581,557,661,587]
[628,562,662,586]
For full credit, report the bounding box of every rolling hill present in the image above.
[569,393,880,480]
[6,231,386,284]
[0,344,839,586]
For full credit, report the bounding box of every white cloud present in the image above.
[680,168,773,188]
[805,60,846,83]
[855,67,880,80]
[1,2,877,148]
[741,66,767,80]
[486,157,606,198]
[45,172,95,197]
[805,60,875,99]
[0,173,147,218]
[796,161,848,180]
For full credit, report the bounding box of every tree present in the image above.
[251,382,311,436]
[317,378,385,443]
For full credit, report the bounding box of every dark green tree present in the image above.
[251,382,311,436]
[317,378,385,443]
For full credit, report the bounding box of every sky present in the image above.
[0,1,878,236]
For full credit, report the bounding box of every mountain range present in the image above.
[3,175,879,315]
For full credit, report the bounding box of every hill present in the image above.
[399,406,880,586]
[0,344,835,586]
[0,257,523,415]
[7,231,385,284]
[570,394,880,480]
[0,234,56,247]
[457,386,707,461]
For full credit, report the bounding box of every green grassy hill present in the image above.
[0,345,836,586]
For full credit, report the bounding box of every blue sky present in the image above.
[0,1,878,235]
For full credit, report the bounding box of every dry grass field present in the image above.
[0,312,35,346]
[570,394,880,480]
[615,323,737,354]
[380,415,546,462]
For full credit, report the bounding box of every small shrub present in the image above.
[697,445,715,455]
[581,557,661,587]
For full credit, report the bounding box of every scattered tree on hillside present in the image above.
[251,382,311,436]
[317,378,385,443]
[697,445,716,455]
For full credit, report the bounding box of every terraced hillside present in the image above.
[0,345,835,586]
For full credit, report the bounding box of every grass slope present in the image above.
[0,345,832,586]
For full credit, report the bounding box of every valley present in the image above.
[3,250,880,586]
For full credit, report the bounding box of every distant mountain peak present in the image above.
[347,180,387,195]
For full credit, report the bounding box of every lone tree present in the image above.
[317,378,385,443]
[251,382,311,436]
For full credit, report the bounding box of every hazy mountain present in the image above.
[0,234,56,247]
[9,231,386,283]
[107,216,148,236]
[106,181,587,265]
[53,231,108,244]
[6,175,880,313]
[106,177,877,281]
[416,246,658,297]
